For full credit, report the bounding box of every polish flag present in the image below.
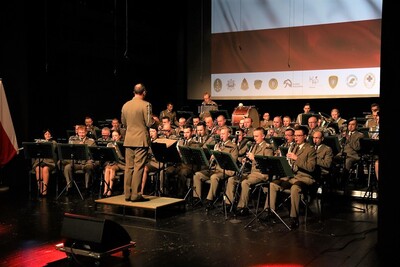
[0,80,19,167]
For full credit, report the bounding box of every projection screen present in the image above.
[210,0,382,100]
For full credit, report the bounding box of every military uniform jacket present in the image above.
[292,142,316,180]
[249,141,274,173]
[121,97,158,148]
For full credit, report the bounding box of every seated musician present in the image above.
[243,117,255,137]
[62,125,97,196]
[142,128,165,195]
[194,122,211,148]
[333,118,364,180]
[312,130,333,186]
[165,125,201,197]
[264,125,317,229]
[192,126,238,210]
[32,128,57,197]
[225,127,273,216]
[103,130,125,197]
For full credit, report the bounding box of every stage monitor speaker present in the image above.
[61,213,132,253]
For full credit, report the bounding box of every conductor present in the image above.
[121,83,159,202]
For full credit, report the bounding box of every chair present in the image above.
[276,181,321,226]
[246,181,269,217]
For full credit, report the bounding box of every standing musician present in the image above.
[225,127,273,215]
[192,126,238,210]
[199,91,218,119]
[264,125,316,229]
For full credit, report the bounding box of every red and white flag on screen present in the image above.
[0,80,19,167]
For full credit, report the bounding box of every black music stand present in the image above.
[301,113,319,126]
[177,111,194,121]
[210,110,231,121]
[323,135,341,156]
[244,156,293,230]
[179,146,209,204]
[271,137,285,147]
[88,146,119,199]
[210,150,240,220]
[23,141,58,198]
[151,140,181,196]
[57,144,90,200]
[359,138,379,201]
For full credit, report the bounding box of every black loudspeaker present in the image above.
[61,213,132,253]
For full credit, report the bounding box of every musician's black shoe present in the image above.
[205,200,214,211]
[289,217,299,230]
[237,208,249,216]
[192,197,202,206]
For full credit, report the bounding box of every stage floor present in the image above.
[94,194,186,221]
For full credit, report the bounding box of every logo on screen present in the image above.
[241,78,249,90]
[268,78,278,90]
[227,79,235,90]
[328,76,338,89]
[364,73,375,89]
[254,79,262,89]
[346,74,358,87]
[213,78,222,92]
[283,79,292,88]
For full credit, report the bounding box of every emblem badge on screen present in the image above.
[329,76,338,89]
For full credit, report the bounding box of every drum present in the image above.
[231,106,260,127]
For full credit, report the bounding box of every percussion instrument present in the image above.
[231,105,259,127]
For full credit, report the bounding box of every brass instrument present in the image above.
[208,141,223,170]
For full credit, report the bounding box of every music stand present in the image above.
[322,135,341,156]
[57,144,90,200]
[88,146,119,198]
[244,156,293,230]
[178,146,209,204]
[210,110,231,121]
[177,110,194,121]
[210,150,240,219]
[95,140,112,147]
[151,140,181,196]
[301,113,319,126]
[359,138,379,200]
[271,137,285,148]
[22,142,58,198]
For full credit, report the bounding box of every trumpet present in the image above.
[208,141,223,170]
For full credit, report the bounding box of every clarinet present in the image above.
[238,141,255,176]
[287,141,296,167]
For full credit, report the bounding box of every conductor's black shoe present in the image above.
[237,208,249,216]
[130,196,150,202]
[289,217,299,230]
